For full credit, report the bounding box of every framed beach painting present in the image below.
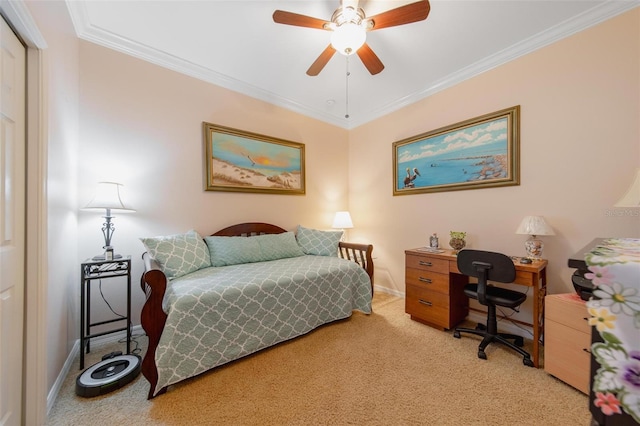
[392,106,520,195]
[203,122,305,195]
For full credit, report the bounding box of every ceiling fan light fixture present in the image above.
[273,0,431,75]
[331,23,366,56]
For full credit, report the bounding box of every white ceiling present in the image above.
[66,1,637,129]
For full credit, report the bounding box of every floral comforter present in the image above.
[584,238,640,422]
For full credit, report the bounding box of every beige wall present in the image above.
[76,42,351,329]
[349,9,640,322]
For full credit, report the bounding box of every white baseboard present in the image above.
[374,285,405,298]
[46,325,143,415]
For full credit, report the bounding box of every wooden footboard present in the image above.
[338,241,374,293]
[139,222,374,399]
[140,252,169,399]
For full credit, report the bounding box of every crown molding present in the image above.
[354,1,640,129]
[65,1,639,130]
[0,0,47,48]
[65,1,348,128]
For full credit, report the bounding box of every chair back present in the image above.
[457,249,516,283]
[457,249,516,306]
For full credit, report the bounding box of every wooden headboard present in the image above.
[212,222,287,237]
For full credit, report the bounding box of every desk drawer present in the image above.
[405,254,449,274]
[405,268,449,293]
[406,284,451,329]
[545,319,591,394]
[546,294,589,333]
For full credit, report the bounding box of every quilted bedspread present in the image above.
[154,255,372,395]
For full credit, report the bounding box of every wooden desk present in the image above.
[405,248,548,368]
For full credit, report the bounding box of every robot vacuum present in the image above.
[76,351,141,397]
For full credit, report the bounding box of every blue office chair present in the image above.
[453,249,534,367]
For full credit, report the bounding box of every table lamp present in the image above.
[516,215,554,259]
[84,182,135,260]
[614,168,640,207]
[332,211,353,241]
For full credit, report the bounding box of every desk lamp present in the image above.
[516,215,554,259]
[332,211,353,241]
[84,182,135,260]
[614,168,640,207]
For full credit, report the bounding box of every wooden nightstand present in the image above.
[544,293,590,394]
[404,248,469,330]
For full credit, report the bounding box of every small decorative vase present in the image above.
[449,231,467,254]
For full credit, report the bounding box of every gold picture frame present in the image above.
[393,106,520,195]
[203,122,305,195]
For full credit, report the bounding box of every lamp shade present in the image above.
[331,23,366,56]
[332,211,354,229]
[84,182,135,212]
[515,215,554,236]
[614,168,640,207]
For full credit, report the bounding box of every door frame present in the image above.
[0,3,47,425]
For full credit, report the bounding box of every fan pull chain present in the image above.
[345,56,350,119]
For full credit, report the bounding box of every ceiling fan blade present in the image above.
[273,10,331,30]
[365,0,430,31]
[307,45,337,76]
[356,43,384,75]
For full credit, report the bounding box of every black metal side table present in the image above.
[80,256,131,369]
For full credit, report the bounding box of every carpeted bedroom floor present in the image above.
[47,293,591,425]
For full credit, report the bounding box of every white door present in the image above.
[0,15,26,426]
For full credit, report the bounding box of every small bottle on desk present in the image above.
[429,233,439,248]
[104,246,114,261]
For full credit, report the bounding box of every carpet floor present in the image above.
[47,293,590,425]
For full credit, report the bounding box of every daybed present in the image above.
[139,222,374,399]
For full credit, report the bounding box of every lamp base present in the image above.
[524,236,544,259]
[92,253,123,261]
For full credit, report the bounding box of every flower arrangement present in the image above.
[449,231,466,240]
[449,231,467,253]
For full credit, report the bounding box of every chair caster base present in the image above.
[514,336,524,347]
[478,350,487,360]
[453,331,461,339]
[475,323,486,331]
[523,357,534,367]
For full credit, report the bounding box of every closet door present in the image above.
[0,14,26,426]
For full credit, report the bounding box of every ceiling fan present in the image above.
[273,0,431,76]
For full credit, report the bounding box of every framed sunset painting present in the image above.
[392,106,520,195]
[203,122,305,195]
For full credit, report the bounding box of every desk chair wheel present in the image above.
[453,330,461,339]
[523,357,534,367]
[513,336,524,347]
[475,323,486,331]
[478,350,487,360]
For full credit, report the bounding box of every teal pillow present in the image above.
[140,230,211,279]
[204,236,263,267]
[205,232,304,266]
[296,225,342,257]
[256,232,305,261]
